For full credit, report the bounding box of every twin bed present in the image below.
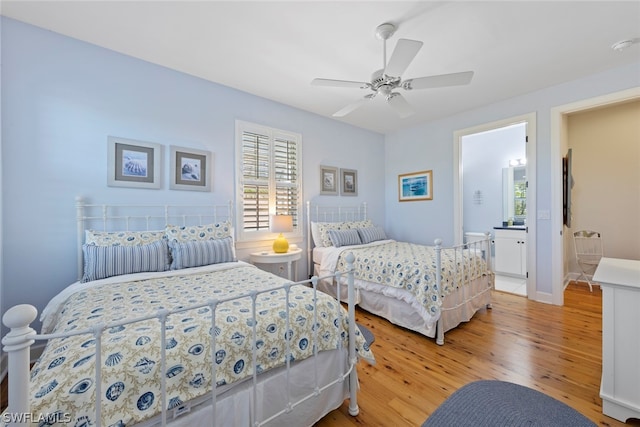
[306,201,494,345]
[1,199,373,426]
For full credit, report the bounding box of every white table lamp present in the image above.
[271,215,293,253]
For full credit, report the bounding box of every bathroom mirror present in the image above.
[502,166,527,223]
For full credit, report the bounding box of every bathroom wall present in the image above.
[462,123,527,237]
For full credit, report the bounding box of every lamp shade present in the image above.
[270,215,293,233]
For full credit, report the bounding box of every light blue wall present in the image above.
[0,17,385,334]
[385,61,640,295]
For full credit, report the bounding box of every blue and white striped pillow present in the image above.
[327,229,362,248]
[357,226,387,244]
[168,236,236,270]
[82,239,170,282]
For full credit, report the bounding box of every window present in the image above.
[235,120,302,243]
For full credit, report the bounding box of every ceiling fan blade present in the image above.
[384,39,423,77]
[403,71,474,90]
[311,78,369,89]
[332,96,373,117]
[387,93,415,118]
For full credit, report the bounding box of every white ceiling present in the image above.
[2,1,640,134]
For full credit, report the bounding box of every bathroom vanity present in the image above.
[493,226,526,277]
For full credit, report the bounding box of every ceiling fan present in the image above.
[312,23,474,119]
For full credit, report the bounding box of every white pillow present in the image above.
[311,222,322,247]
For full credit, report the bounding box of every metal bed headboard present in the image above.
[76,196,233,280]
[305,200,367,278]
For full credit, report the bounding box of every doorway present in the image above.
[453,113,537,299]
[550,87,640,305]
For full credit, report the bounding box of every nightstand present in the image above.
[250,248,303,281]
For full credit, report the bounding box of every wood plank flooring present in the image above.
[2,283,638,426]
[315,283,640,426]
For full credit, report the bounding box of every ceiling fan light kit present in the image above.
[312,22,475,118]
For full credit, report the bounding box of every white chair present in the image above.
[573,230,603,292]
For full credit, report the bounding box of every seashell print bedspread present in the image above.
[8,264,374,426]
[334,241,490,316]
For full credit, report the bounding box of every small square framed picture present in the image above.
[170,146,212,192]
[340,168,358,196]
[320,165,339,195]
[107,136,162,189]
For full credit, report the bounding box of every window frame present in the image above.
[235,120,303,245]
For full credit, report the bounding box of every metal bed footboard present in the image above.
[433,234,494,345]
[1,256,360,426]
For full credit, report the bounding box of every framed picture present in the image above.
[398,170,433,202]
[107,136,162,189]
[340,168,358,196]
[170,146,212,192]
[320,165,338,195]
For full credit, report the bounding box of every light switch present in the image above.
[537,210,550,220]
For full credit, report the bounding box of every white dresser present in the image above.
[593,257,640,422]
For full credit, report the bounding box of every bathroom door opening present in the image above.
[453,113,536,299]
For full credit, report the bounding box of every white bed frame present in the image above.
[306,201,493,345]
[1,198,361,426]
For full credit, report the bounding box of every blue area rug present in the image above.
[356,323,375,346]
[422,380,595,426]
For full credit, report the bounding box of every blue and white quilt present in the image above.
[321,240,490,317]
[9,263,374,426]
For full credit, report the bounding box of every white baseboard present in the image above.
[564,272,580,286]
[533,290,554,304]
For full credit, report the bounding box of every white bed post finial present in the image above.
[2,304,38,424]
[345,252,359,416]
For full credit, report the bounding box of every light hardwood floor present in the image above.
[316,283,640,426]
[2,283,638,426]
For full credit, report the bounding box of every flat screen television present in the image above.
[563,148,574,227]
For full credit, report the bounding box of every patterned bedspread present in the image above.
[13,264,374,426]
[333,241,489,316]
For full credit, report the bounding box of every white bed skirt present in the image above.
[316,266,493,339]
[128,348,349,427]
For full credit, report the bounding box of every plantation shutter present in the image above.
[236,121,302,242]
[273,136,299,228]
[242,131,270,231]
